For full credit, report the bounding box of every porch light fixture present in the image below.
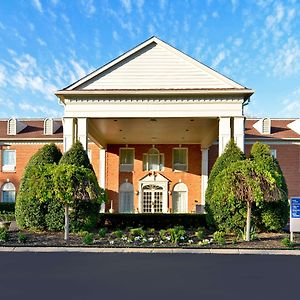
[150,118,157,122]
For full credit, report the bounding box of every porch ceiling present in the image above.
[88,117,218,147]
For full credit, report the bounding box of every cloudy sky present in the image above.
[0,0,299,118]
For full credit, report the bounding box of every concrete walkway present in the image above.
[0,246,299,255]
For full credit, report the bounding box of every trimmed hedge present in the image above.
[0,203,15,212]
[98,213,207,230]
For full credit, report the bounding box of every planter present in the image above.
[0,221,11,230]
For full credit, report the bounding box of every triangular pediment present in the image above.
[64,37,247,91]
[139,172,169,183]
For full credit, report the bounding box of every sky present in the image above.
[0,0,299,119]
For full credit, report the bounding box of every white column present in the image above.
[201,147,209,206]
[234,117,245,152]
[99,148,106,213]
[77,118,88,151]
[219,117,231,156]
[63,118,75,152]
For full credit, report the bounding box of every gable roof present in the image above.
[56,36,253,97]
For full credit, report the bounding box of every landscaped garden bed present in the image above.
[1,226,299,250]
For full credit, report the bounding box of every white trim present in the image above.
[201,148,209,206]
[219,117,231,155]
[99,148,106,213]
[172,182,188,213]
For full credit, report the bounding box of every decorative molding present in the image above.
[64,96,244,104]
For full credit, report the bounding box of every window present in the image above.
[44,118,53,135]
[1,182,16,203]
[120,148,134,172]
[270,149,277,158]
[172,182,188,213]
[262,118,271,134]
[7,118,16,135]
[119,182,134,213]
[172,148,188,171]
[143,147,164,171]
[2,150,16,172]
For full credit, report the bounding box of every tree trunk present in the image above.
[246,201,252,242]
[64,205,69,242]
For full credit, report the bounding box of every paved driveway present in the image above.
[0,252,298,299]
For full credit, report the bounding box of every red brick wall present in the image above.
[0,142,100,201]
[208,143,300,198]
[106,144,202,213]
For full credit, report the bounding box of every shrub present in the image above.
[213,231,226,245]
[205,139,245,228]
[83,233,94,245]
[15,143,62,230]
[281,237,294,248]
[0,228,9,242]
[98,228,107,238]
[45,199,64,232]
[0,203,15,212]
[195,227,205,240]
[59,141,93,171]
[112,230,123,238]
[130,227,146,237]
[18,232,27,243]
[167,226,186,244]
[238,226,257,241]
[0,212,15,222]
[250,142,289,231]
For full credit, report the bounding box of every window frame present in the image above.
[1,182,16,203]
[119,148,135,172]
[270,149,277,158]
[142,147,164,171]
[2,149,16,172]
[172,148,188,172]
[119,182,134,213]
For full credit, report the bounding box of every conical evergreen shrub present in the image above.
[59,140,93,170]
[250,142,289,231]
[15,143,62,230]
[205,139,245,229]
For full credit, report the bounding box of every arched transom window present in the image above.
[119,182,134,213]
[143,147,164,171]
[1,182,16,203]
[172,182,188,213]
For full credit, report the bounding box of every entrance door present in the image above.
[142,184,163,213]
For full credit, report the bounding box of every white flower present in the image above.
[160,240,163,244]
[109,240,114,245]
[148,237,154,242]
[134,236,141,241]
[142,238,147,243]
[188,239,194,244]
[166,236,171,241]
[180,236,185,240]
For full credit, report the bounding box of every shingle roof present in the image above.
[0,118,299,141]
[0,119,63,140]
[245,119,300,140]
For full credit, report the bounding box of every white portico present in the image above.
[55,37,254,210]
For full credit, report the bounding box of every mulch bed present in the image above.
[1,229,299,250]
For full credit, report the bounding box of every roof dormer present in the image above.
[253,118,271,135]
[287,119,300,135]
[44,118,60,135]
[7,118,27,135]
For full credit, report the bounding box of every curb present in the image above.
[0,247,299,255]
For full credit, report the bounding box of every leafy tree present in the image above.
[59,141,93,170]
[211,159,283,241]
[250,142,289,231]
[15,144,62,230]
[52,164,102,241]
[205,139,245,228]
